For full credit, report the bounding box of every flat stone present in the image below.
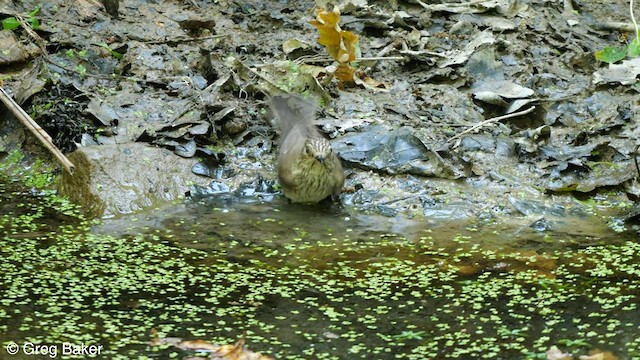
[59,142,211,218]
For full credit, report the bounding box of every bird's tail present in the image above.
[270,95,319,139]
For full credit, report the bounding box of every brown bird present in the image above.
[270,95,345,203]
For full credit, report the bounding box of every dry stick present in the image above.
[447,106,536,144]
[12,15,75,174]
[0,88,76,174]
[414,0,487,10]
[287,54,405,65]
[634,144,640,179]
[593,21,636,32]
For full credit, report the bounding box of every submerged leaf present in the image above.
[150,330,274,360]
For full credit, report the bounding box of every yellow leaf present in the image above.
[309,6,359,64]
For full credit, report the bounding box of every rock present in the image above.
[59,143,211,218]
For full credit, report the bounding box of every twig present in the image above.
[634,144,640,179]
[358,56,405,62]
[631,0,639,42]
[399,49,448,58]
[0,88,75,174]
[414,0,489,11]
[447,106,536,144]
[292,55,405,65]
[16,15,47,51]
[143,34,227,45]
[593,21,636,32]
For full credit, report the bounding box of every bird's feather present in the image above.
[270,94,345,203]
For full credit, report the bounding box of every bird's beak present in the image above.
[315,155,325,163]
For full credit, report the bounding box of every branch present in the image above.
[0,88,75,174]
[447,106,536,144]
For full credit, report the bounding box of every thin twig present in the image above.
[447,106,536,144]
[0,88,75,174]
[631,0,639,42]
[415,0,489,11]
[358,56,405,62]
[634,144,640,179]
[292,55,405,65]
[399,49,448,58]
[16,15,47,52]
[143,34,227,45]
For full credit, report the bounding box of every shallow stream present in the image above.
[1,179,639,359]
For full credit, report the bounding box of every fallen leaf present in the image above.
[309,6,359,65]
[547,346,573,360]
[177,339,220,352]
[149,329,274,360]
[579,349,619,360]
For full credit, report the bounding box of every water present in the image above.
[1,183,639,359]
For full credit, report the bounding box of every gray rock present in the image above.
[59,143,211,217]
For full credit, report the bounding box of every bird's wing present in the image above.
[270,95,318,137]
[277,127,305,190]
[331,154,345,194]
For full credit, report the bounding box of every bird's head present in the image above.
[303,138,333,164]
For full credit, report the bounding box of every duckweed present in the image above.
[2,174,640,359]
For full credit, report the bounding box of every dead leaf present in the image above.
[547,346,573,360]
[579,349,619,360]
[282,38,312,54]
[592,57,640,85]
[177,339,220,352]
[353,73,391,92]
[149,329,274,360]
[309,6,359,65]
[335,63,356,82]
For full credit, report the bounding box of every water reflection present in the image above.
[95,193,627,254]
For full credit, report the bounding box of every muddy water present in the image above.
[2,183,639,359]
[94,195,638,359]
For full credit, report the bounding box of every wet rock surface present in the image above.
[59,143,211,217]
[0,0,638,222]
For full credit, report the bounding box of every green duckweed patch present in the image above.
[1,180,639,359]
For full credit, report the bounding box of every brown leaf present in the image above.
[149,329,274,360]
[579,349,619,360]
[546,346,573,360]
[353,73,391,92]
[335,63,356,82]
[177,339,221,352]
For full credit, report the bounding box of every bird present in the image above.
[270,95,345,204]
